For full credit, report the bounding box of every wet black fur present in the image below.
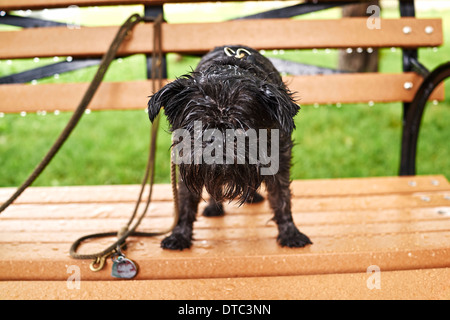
[148,45,312,250]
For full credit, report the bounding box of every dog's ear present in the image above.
[260,83,300,134]
[147,77,190,123]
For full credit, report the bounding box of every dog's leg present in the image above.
[203,198,225,217]
[161,179,200,250]
[265,153,312,247]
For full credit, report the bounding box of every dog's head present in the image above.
[147,65,299,203]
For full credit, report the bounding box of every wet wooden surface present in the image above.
[0,18,442,59]
[0,175,449,299]
[0,73,444,113]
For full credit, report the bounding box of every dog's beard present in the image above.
[179,162,264,205]
[172,123,277,204]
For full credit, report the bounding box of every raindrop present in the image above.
[53,56,60,62]
[368,101,374,107]
[346,48,353,54]
[367,47,374,53]
[356,47,363,53]
[33,57,40,63]
[66,56,73,62]
[54,110,60,115]
[20,111,27,117]
[53,73,60,79]
[431,179,439,186]
[0,112,5,118]
[31,79,37,85]
[6,60,12,65]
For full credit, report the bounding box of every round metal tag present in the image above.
[111,255,138,279]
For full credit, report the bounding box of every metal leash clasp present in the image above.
[90,250,114,272]
[224,47,252,59]
[88,240,127,273]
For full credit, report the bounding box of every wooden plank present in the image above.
[0,18,443,59]
[1,175,448,204]
[1,217,448,242]
[0,73,444,113]
[0,235,448,280]
[286,73,445,105]
[1,268,449,300]
[0,176,449,281]
[1,204,447,226]
[0,0,160,9]
[0,0,399,11]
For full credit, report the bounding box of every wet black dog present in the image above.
[147,45,312,250]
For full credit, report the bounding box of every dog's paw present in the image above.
[245,192,264,204]
[161,232,192,250]
[203,203,225,217]
[277,223,312,248]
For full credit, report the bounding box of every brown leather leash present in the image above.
[0,14,179,279]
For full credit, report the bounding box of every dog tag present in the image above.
[111,254,138,279]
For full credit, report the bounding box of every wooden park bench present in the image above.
[0,0,449,299]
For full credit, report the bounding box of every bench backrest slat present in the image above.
[0,73,444,113]
[0,18,443,59]
[0,0,373,11]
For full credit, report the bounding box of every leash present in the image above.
[0,14,179,279]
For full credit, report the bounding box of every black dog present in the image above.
[147,45,312,250]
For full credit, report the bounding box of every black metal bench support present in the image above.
[400,62,450,176]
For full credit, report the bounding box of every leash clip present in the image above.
[90,251,112,272]
[224,47,252,59]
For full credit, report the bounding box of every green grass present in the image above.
[0,4,449,187]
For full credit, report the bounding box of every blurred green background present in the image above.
[0,2,448,187]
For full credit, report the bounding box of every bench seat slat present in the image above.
[0,73,444,113]
[2,268,449,300]
[1,175,448,203]
[0,234,449,280]
[0,175,449,281]
[0,18,442,59]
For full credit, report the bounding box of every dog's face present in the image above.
[147,58,299,203]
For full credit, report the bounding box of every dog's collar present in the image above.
[224,47,252,59]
